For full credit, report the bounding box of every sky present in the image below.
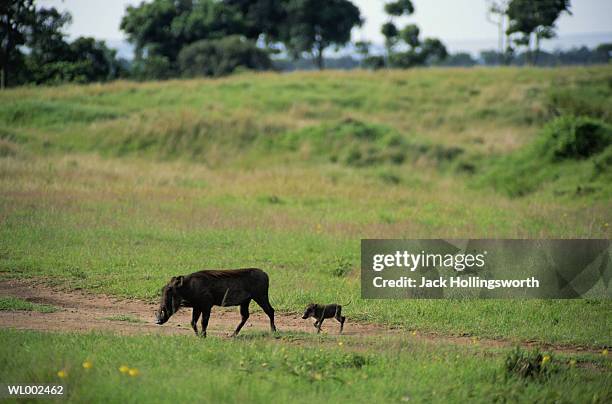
[40,0,612,56]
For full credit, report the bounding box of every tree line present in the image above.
[277,43,611,70]
[1,1,125,88]
[2,0,603,88]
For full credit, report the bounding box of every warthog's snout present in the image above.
[155,309,169,325]
[302,304,315,319]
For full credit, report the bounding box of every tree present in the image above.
[506,0,571,65]
[69,37,121,80]
[120,0,282,78]
[384,0,414,17]
[439,52,476,67]
[354,40,371,59]
[178,35,271,77]
[121,0,196,63]
[381,0,413,62]
[381,21,398,58]
[400,24,419,48]
[221,0,286,42]
[593,43,611,64]
[354,40,384,69]
[485,0,510,65]
[381,0,447,68]
[0,0,35,88]
[279,0,362,70]
[26,8,72,66]
[421,38,448,64]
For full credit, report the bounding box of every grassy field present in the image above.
[0,297,57,313]
[0,67,611,401]
[0,329,610,403]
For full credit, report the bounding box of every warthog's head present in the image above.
[302,303,316,319]
[155,276,184,325]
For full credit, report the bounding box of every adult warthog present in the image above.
[155,268,277,337]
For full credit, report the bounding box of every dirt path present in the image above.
[0,278,387,337]
[0,278,602,355]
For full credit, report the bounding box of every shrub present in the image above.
[27,60,97,84]
[178,36,271,78]
[362,56,385,70]
[504,347,554,381]
[480,115,612,197]
[331,258,352,278]
[131,55,173,81]
[539,116,612,161]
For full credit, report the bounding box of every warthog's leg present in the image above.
[191,308,201,336]
[316,318,324,334]
[254,295,276,333]
[335,307,345,334]
[232,299,251,337]
[200,306,211,338]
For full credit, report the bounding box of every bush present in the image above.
[23,37,122,85]
[27,60,97,84]
[505,347,554,381]
[362,56,385,70]
[178,36,271,78]
[330,258,352,278]
[131,55,173,81]
[538,116,612,160]
[479,116,612,197]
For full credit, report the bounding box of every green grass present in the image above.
[0,296,58,313]
[1,66,611,402]
[0,155,609,346]
[0,67,611,349]
[0,329,609,403]
[104,315,145,324]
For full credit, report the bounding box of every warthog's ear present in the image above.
[169,276,184,288]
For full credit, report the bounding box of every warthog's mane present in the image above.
[192,268,259,279]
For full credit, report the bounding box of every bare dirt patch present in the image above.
[0,278,601,355]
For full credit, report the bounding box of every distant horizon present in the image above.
[106,30,612,61]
